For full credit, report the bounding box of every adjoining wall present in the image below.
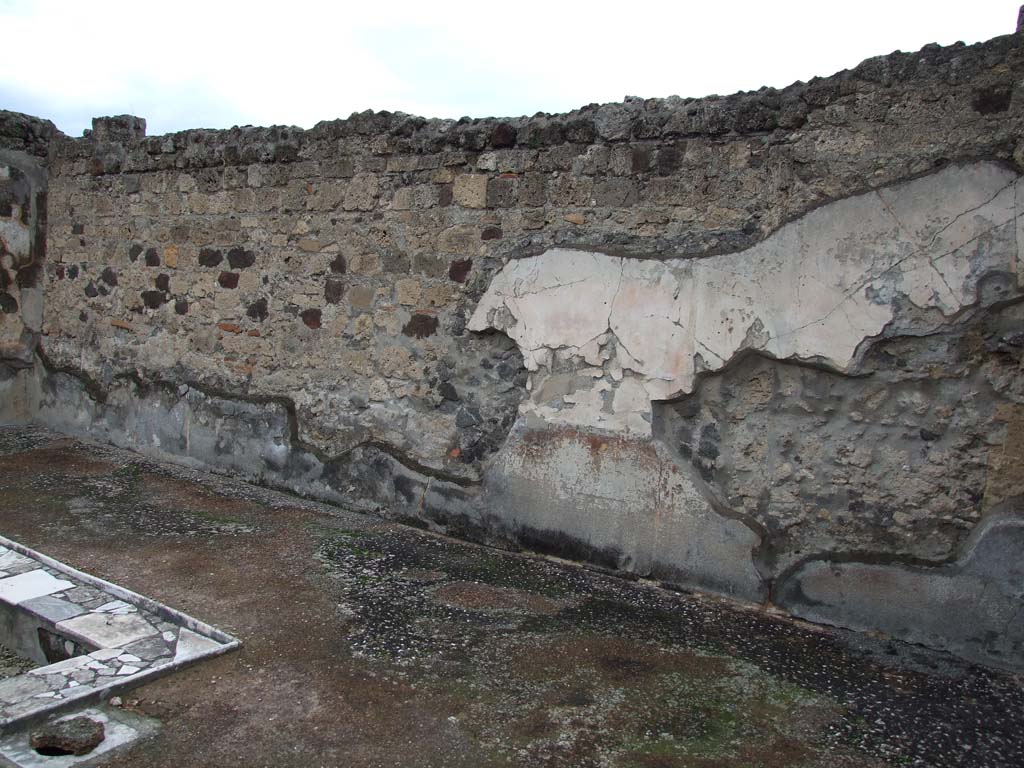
[16,21,1024,668]
[0,112,55,423]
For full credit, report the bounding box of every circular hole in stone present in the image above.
[34,745,75,757]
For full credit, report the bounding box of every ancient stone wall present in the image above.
[14,23,1024,667]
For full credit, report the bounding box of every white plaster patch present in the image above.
[0,218,31,260]
[470,163,1021,434]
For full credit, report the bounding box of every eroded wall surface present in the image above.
[23,27,1024,667]
[0,112,54,422]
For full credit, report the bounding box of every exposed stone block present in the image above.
[453,174,488,208]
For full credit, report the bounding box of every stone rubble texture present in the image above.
[29,715,105,755]
[1,18,1023,668]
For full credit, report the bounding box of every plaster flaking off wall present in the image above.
[470,163,1021,436]
[468,161,1024,669]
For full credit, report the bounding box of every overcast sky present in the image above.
[0,1,1018,137]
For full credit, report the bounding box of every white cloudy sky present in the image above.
[0,0,1018,137]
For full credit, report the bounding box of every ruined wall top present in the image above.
[87,115,147,143]
[0,110,60,160]
[52,28,1019,173]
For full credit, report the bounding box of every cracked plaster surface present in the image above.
[469,162,1022,436]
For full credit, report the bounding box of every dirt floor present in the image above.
[0,425,1022,768]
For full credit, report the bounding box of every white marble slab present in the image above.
[174,628,223,663]
[0,570,74,605]
[0,548,36,575]
[57,612,159,649]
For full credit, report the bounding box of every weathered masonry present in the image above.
[2,16,1023,670]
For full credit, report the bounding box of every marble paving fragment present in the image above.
[57,613,159,649]
[0,571,74,605]
[0,535,239,729]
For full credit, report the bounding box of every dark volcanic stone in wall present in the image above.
[448,259,472,283]
[973,84,1013,114]
[300,308,322,329]
[324,278,345,304]
[141,290,166,309]
[403,314,438,339]
[227,248,255,269]
[246,297,268,321]
[198,248,223,267]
